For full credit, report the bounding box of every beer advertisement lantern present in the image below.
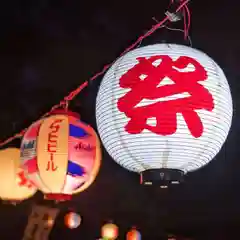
[0,148,37,202]
[96,44,233,186]
[20,110,101,201]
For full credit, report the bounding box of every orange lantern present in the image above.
[101,223,119,240]
[0,148,37,203]
[64,212,81,229]
[126,228,141,240]
[20,110,101,201]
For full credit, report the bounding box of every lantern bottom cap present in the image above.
[44,193,72,201]
[140,168,184,187]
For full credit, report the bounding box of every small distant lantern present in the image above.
[0,148,37,203]
[101,223,119,240]
[64,212,81,229]
[20,110,101,201]
[168,234,176,240]
[126,227,141,240]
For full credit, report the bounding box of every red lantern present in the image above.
[126,227,141,240]
[20,110,101,201]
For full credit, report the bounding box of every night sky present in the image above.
[0,0,240,239]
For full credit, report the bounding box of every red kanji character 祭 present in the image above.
[117,55,214,138]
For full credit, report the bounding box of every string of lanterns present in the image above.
[65,215,142,239]
[0,0,233,239]
[0,0,195,205]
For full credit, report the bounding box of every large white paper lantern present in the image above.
[96,44,233,186]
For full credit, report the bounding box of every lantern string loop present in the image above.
[0,0,190,147]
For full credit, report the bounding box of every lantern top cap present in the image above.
[50,110,80,119]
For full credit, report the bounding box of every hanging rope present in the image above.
[0,0,190,147]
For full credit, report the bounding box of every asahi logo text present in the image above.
[75,142,95,152]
